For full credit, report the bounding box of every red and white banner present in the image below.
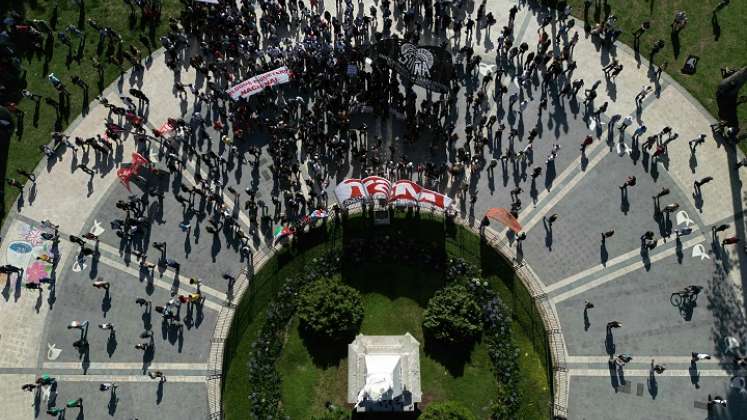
[226,66,292,100]
[335,177,453,210]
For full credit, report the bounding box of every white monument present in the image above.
[347,333,421,412]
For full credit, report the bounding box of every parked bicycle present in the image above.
[670,285,703,307]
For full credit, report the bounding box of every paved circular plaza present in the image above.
[0,0,746,419]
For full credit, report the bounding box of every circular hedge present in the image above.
[423,283,483,344]
[297,278,364,339]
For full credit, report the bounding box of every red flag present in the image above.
[131,152,150,170]
[117,167,134,192]
[485,208,523,233]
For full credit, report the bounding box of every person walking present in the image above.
[21,383,38,392]
[148,370,167,382]
[135,342,151,351]
[632,20,651,50]
[580,135,593,152]
[712,224,730,236]
[607,320,623,329]
[16,169,37,182]
[735,157,747,169]
[694,176,714,189]
[136,297,151,307]
[98,322,115,332]
[67,320,89,329]
[653,187,670,200]
[65,398,83,408]
[615,353,633,366]
[721,236,739,246]
[46,407,65,416]
[620,176,636,189]
[691,352,712,363]
[651,359,666,374]
[601,229,615,241]
[708,395,727,408]
[99,382,117,391]
[92,279,110,289]
[662,203,680,214]
[689,134,706,151]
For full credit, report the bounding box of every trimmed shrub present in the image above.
[297,278,364,339]
[423,283,482,344]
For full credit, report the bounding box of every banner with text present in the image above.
[335,176,453,210]
[226,66,292,100]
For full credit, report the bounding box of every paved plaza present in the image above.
[0,0,746,419]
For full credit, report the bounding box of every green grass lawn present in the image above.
[560,0,747,140]
[223,213,551,420]
[0,0,180,223]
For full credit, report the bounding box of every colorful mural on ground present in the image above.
[5,223,56,284]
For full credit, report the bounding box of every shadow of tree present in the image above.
[298,325,352,369]
[422,329,476,378]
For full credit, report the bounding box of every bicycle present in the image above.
[670,289,698,307]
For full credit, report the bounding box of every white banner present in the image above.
[226,66,292,100]
[196,0,219,3]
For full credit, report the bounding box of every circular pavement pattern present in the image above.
[1,0,746,419]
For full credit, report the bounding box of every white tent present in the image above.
[356,355,403,405]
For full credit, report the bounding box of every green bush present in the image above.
[423,283,482,344]
[420,400,477,420]
[297,278,364,339]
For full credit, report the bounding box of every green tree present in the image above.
[420,401,477,420]
[423,283,482,344]
[297,278,364,339]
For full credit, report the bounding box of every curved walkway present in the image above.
[0,0,745,419]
